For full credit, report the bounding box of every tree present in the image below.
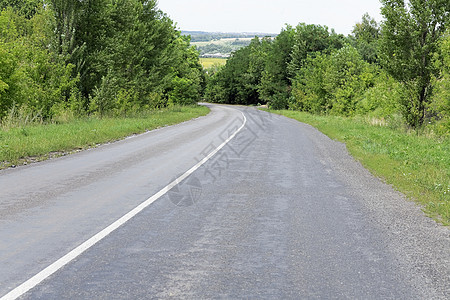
[288,23,345,77]
[379,0,450,128]
[291,46,376,116]
[49,0,82,58]
[73,0,109,98]
[204,37,270,105]
[0,7,78,120]
[259,25,295,109]
[206,44,252,105]
[324,46,377,115]
[351,13,380,63]
[0,0,42,19]
[73,0,204,110]
[291,52,330,113]
[167,35,204,105]
[431,30,450,124]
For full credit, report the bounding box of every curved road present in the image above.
[0,104,448,299]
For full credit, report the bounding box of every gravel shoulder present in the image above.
[280,114,450,298]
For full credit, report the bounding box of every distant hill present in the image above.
[182,31,277,42]
[182,31,277,57]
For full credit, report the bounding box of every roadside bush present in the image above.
[269,91,291,110]
[114,89,139,117]
[325,46,376,116]
[428,119,450,138]
[357,71,403,119]
[430,30,450,125]
[0,8,78,121]
[89,72,118,116]
[290,52,329,113]
[168,76,200,106]
[291,46,376,116]
[145,92,167,109]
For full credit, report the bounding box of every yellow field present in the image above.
[199,57,227,69]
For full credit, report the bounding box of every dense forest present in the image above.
[0,0,204,122]
[205,0,450,132]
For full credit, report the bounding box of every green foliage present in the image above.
[204,2,448,138]
[350,13,380,63]
[0,7,78,120]
[357,71,403,119]
[168,76,200,106]
[379,0,450,128]
[203,76,224,104]
[205,23,348,110]
[326,46,377,115]
[259,26,296,107]
[205,37,270,105]
[288,23,345,77]
[0,0,42,19]
[428,30,450,137]
[432,31,450,121]
[290,52,329,113]
[0,0,205,125]
[89,72,117,116]
[291,46,376,116]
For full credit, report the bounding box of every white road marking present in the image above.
[1,110,247,300]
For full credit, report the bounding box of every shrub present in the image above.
[168,76,200,106]
[357,71,403,119]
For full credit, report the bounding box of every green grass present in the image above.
[199,57,227,69]
[265,109,450,225]
[0,105,209,169]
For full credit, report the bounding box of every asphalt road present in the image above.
[0,104,448,299]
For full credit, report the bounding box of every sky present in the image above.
[157,0,383,35]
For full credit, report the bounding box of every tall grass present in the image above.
[0,105,209,168]
[267,109,449,225]
[1,105,45,130]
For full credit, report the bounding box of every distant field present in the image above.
[189,32,276,57]
[192,37,255,57]
[192,37,254,47]
[199,57,227,69]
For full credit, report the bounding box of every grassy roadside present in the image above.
[0,105,210,169]
[265,109,449,225]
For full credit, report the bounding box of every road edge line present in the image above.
[1,109,247,300]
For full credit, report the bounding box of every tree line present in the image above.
[0,0,204,122]
[205,0,450,130]
[184,31,276,43]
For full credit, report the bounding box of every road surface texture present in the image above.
[0,104,448,299]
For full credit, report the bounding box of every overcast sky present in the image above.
[157,0,383,35]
